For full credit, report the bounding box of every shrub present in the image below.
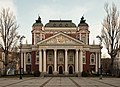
[34,70,40,77]
[82,71,89,77]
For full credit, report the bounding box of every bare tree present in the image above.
[101,3,120,75]
[0,8,19,75]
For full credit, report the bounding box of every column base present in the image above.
[64,71,68,75]
[40,72,45,77]
[75,72,79,77]
[78,72,82,77]
[53,71,58,75]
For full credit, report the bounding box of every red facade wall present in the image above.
[31,51,36,71]
[68,34,76,39]
[45,34,53,39]
[83,51,90,72]
[34,65,39,71]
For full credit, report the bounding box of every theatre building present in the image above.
[21,16,101,76]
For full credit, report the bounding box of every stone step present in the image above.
[44,74,77,77]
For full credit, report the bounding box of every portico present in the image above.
[38,47,83,75]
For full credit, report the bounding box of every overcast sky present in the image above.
[0,0,120,57]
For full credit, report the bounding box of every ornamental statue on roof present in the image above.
[80,16,86,23]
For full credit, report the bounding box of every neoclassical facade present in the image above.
[21,16,101,76]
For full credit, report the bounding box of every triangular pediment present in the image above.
[37,32,85,46]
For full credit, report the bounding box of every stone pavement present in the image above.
[0,77,120,87]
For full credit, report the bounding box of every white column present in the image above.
[24,52,26,72]
[43,49,46,72]
[99,53,101,69]
[54,49,57,72]
[95,52,98,72]
[39,49,42,72]
[80,50,83,73]
[21,52,23,68]
[65,49,68,73]
[75,49,79,73]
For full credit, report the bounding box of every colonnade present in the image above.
[39,49,83,74]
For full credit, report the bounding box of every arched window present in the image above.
[27,53,31,64]
[90,53,95,65]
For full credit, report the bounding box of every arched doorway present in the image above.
[69,66,73,74]
[59,66,63,74]
[48,66,53,74]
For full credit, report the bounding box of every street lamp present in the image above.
[96,35,103,79]
[19,35,25,79]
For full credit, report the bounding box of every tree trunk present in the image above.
[4,51,8,76]
[110,55,115,76]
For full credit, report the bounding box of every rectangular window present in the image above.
[83,51,86,64]
[36,51,39,64]
[47,51,54,64]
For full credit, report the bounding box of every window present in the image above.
[48,52,52,62]
[47,51,53,63]
[83,51,86,64]
[27,53,31,64]
[59,24,62,27]
[81,34,86,43]
[59,52,63,62]
[58,51,64,64]
[36,34,40,42]
[68,51,74,63]
[65,24,68,27]
[53,23,56,27]
[36,51,39,63]
[69,55,73,61]
[90,53,95,65]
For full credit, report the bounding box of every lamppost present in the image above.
[19,35,25,79]
[96,35,103,79]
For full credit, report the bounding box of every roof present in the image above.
[32,16,43,27]
[78,16,89,27]
[45,20,76,27]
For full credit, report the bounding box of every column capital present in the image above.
[65,49,68,51]
[43,49,46,51]
[39,48,42,51]
[54,49,57,51]
[96,52,99,54]
[76,49,79,51]
[80,49,83,51]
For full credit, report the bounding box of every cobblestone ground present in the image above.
[0,77,120,87]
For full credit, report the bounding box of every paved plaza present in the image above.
[0,77,120,87]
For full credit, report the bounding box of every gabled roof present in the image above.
[37,32,85,46]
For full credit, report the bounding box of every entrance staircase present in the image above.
[44,74,77,77]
